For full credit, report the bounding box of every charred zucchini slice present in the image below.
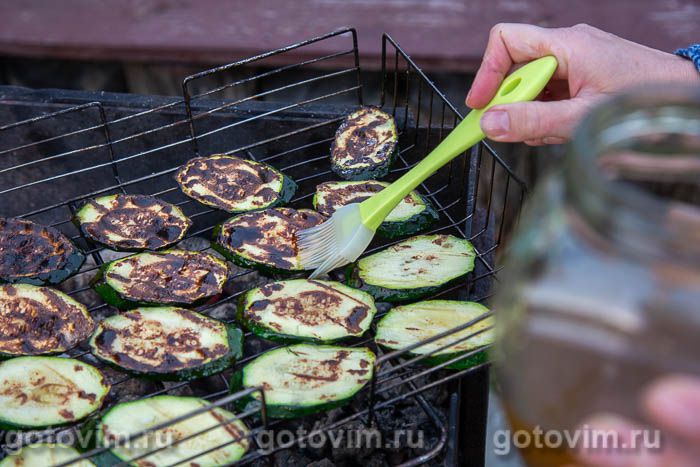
[95,396,250,466]
[213,207,325,274]
[89,307,243,381]
[176,154,297,213]
[313,180,438,238]
[346,234,475,302]
[0,284,94,357]
[375,300,493,370]
[0,218,84,285]
[0,443,95,467]
[231,344,375,418]
[239,279,376,343]
[330,106,398,180]
[74,194,191,251]
[0,356,109,430]
[92,249,229,310]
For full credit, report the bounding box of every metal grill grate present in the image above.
[0,28,526,466]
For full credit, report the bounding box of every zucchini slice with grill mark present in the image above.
[0,356,109,430]
[0,284,94,357]
[213,207,325,274]
[330,107,398,180]
[238,279,376,343]
[313,180,438,238]
[375,300,493,370]
[0,218,84,286]
[89,307,243,381]
[0,443,95,467]
[92,249,229,310]
[95,395,250,467]
[176,154,297,213]
[74,194,191,251]
[346,234,476,302]
[230,344,375,419]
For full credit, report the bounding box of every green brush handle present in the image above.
[359,56,558,230]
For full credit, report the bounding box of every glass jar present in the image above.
[494,85,700,466]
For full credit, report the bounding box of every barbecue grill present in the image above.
[0,28,526,466]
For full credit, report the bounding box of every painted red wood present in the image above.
[0,0,697,71]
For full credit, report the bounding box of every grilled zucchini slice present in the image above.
[0,443,95,467]
[176,154,296,213]
[92,249,229,310]
[0,218,84,285]
[89,307,243,381]
[231,344,375,418]
[0,284,94,357]
[95,396,250,466]
[238,279,376,343]
[313,180,438,238]
[346,234,475,302]
[375,300,493,369]
[330,106,398,180]
[0,356,109,430]
[74,194,191,251]
[213,207,325,274]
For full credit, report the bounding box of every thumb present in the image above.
[479,98,594,143]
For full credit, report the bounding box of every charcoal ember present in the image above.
[181,373,231,397]
[99,366,159,402]
[241,335,278,360]
[248,458,270,467]
[378,404,445,466]
[204,300,237,322]
[346,387,371,413]
[400,372,450,406]
[176,236,211,251]
[69,338,94,357]
[308,460,336,467]
[86,302,120,323]
[328,420,379,463]
[98,249,132,263]
[368,374,406,402]
[272,448,313,467]
[225,268,267,295]
[159,380,196,397]
[373,404,429,442]
[312,407,349,426]
[363,452,391,467]
[55,255,96,294]
[203,269,266,321]
[297,422,335,459]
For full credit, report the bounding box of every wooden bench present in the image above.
[0,0,697,71]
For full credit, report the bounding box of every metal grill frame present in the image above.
[0,28,526,466]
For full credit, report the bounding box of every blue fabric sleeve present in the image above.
[675,44,700,72]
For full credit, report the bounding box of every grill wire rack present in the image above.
[0,28,526,466]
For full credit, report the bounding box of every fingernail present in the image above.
[465,88,473,104]
[542,137,566,145]
[480,110,510,137]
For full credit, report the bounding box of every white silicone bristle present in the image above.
[296,204,375,278]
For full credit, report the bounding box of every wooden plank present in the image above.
[0,0,697,71]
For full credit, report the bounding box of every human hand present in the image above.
[467,23,700,145]
[577,375,700,466]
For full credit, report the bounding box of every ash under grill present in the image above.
[0,29,525,466]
